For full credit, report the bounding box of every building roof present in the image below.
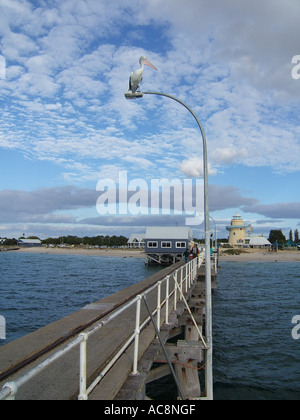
[245,236,271,246]
[145,227,193,240]
[18,239,42,244]
[128,234,145,243]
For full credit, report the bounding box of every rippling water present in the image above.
[1,253,299,400]
[0,252,160,345]
[213,261,300,400]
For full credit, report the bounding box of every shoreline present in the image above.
[219,249,300,263]
[10,246,146,259]
[5,246,300,262]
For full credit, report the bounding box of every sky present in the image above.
[0,0,300,240]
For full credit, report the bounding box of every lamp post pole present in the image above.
[126,90,213,400]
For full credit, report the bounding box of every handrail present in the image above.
[0,254,204,401]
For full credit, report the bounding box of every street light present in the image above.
[124,89,213,400]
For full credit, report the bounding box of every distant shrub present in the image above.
[223,249,249,255]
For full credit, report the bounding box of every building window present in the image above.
[176,242,186,249]
[148,242,158,248]
[161,241,172,248]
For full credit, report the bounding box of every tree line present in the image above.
[268,229,299,245]
[1,235,129,247]
[43,235,129,247]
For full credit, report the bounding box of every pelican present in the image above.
[129,56,158,93]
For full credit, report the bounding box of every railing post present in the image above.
[174,271,178,310]
[132,295,142,375]
[157,281,162,333]
[165,275,170,324]
[78,333,88,400]
[186,263,189,293]
[180,268,183,300]
[192,259,195,283]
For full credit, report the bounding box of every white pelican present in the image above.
[129,56,158,93]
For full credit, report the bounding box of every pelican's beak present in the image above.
[144,58,158,71]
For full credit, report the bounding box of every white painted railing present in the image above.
[0,255,203,401]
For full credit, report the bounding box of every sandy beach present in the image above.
[7,246,300,262]
[219,248,300,263]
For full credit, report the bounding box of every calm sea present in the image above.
[0,253,299,400]
[213,261,300,400]
[0,252,161,345]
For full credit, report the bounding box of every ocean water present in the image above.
[0,252,161,345]
[1,253,299,400]
[213,261,300,400]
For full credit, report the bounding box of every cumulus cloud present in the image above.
[179,158,218,178]
[0,0,299,237]
[210,147,248,165]
[0,0,299,181]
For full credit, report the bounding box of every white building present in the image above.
[18,239,42,248]
[243,235,271,248]
[127,234,145,249]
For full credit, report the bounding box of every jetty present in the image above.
[0,253,217,401]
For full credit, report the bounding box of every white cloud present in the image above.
[0,0,299,238]
[211,147,248,165]
[179,157,218,178]
[0,0,299,178]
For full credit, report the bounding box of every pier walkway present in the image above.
[0,255,217,400]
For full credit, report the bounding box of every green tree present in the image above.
[295,229,299,243]
[6,238,18,246]
[268,230,286,245]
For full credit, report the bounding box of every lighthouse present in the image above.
[226,212,251,246]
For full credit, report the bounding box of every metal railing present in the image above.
[0,255,203,401]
